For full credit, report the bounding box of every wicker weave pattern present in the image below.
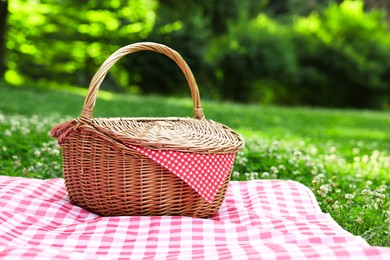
[51,42,244,217]
[61,130,230,217]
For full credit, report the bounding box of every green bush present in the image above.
[4,0,390,109]
[122,10,212,96]
[207,14,298,104]
[292,0,390,108]
[120,0,265,98]
[205,0,390,108]
[6,0,157,88]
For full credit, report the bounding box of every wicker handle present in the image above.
[80,42,204,120]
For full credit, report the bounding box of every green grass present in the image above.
[1,82,389,247]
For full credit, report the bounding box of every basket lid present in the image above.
[83,117,243,153]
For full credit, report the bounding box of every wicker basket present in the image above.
[51,42,244,218]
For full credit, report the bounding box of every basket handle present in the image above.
[80,42,204,120]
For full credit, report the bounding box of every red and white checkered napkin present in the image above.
[128,144,236,203]
[1,176,390,260]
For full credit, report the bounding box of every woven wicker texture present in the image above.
[51,42,244,217]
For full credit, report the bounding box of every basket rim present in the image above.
[51,116,245,154]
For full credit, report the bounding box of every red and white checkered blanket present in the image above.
[1,176,389,259]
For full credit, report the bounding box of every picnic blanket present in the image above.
[1,176,389,259]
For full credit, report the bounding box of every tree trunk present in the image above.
[0,0,8,79]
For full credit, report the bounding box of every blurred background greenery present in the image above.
[1,0,390,109]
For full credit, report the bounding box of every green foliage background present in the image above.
[3,0,390,108]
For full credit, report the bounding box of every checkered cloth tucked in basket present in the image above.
[1,176,389,260]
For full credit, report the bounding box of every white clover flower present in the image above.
[293,150,302,158]
[232,171,240,178]
[1,146,6,152]
[349,184,356,189]
[270,166,278,174]
[377,185,387,193]
[12,155,18,160]
[53,163,61,170]
[50,149,60,156]
[20,127,30,135]
[345,194,354,200]
[306,161,314,167]
[317,173,325,179]
[238,157,248,165]
[10,119,20,127]
[366,190,373,196]
[317,185,330,197]
[34,150,41,157]
[36,162,43,168]
[4,130,12,136]
[362,204,370,210]
[250,172,259,179]
[278,164,286,171]
[366,180,373,186]
[352,147,360,155]
[332,201,341,210]
[262,172,270,178]
[14,160,21,168]
[288,158,297,165]
[371,150,380,158]
[319,185,329,193]
[325,154,337,162]
[362,155,369,163]
[293,170,300,175]
[272,140,280,148]
[356,141,364,147]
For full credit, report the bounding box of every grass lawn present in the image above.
[1,82,389,247]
